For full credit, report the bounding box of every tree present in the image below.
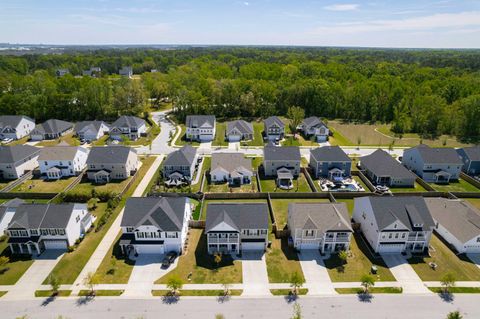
[0,256,9,269]
[289,272,305,295]
[215,315,225,319]
[166,276,184,296]
[221,281,231,296]
[338,250,348,265]
[287,106,305,137]
[291,302,302,319]
[446,311,463,319]
[48,275,60,295]
[357,136,361,150]
[360,274,375,294]
[441,272,456,294]
[213,252,222,268]
[83,272,99,296]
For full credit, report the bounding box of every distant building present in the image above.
[119,66,133,77]
[225,120,253,142]
[30,119,73,141]
[298,116,329,142]
[109,116,146,141]
[0,115,35,140]
[263,116,285,142]
[185,115,216,142]
[210,152,253,186]
[74,121,110,142]
[82,67,101,77]
[56,69,69,77]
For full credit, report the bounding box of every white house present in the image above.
[119,197,192,255]
[205,203,269,254]
[86,146,139,183]
[185,115,216,142]
[0,116,35,140]
[352,196,435,254]
[38,146,89,180]
[119,66,133,77]
[0,145,40,180]
[0,198,24,235]
[425,198,480,254]
[298,117,329,142]
[110,116,147,141]
[74,121,110,141]
[288,202,352,253]
[210,152,253,186]
[7,203,93,255]
[225,120,253,142]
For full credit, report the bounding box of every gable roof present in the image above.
[0,145,39,164]
[74,121,109,134]
[31,119,73,135]
[289,203,352,235]
[458,146,480,162]
[408,145,463,164]
[425,198,480,243]
[211,152,252,174]
[86,146,135,164]
[121,197,188,231]
[111,116,145,128]
[361,149,414,179]
[8,203,81,229]
[163,145,197,167]
[185,115,215,128]
[0,116,34,129]
[0,198,25,222]
[38,146,87,161]
[264,116,285,129]
[310,146,351,163]
[364,196,435,231]
[205,203,269,232]
[302,116,327,129]
[264,145,301,161]
[226,120,253,135]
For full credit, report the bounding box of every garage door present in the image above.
[228,135,241,142]
[299,242,320,250]
[378,244,404,253]
[242,241,265,251]
[465,246,480,253]
[136,244,164,254]
[44,240,68,250]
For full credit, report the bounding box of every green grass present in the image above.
[0,238,34,285]
[281,136,301,146]
[191,199,201,220]
[429,287,480,294]
[0,180,11,191]
[335,287,402,294]
[12,177,77,193]
[92,135,109,146]
[35,290,72,297]
[324,234,396,282]
[270,198,330,228]
[329,127,354,146]
[251,157,263,169]
[71,177,132,196]
[155,229,242,284]
[408,235,480,281]
[152,289,243,296]
[429,179,479,193]
[0,291,7,297]
[36,132,80,147]
[467,198,480,209]
[212,122,228,147]
[2,136,29,146]
[270,288,308,295]
[334,199,355,217]
[243,122,264,146]
[174,125,200,147]
[266,234,304,283]
[389,182,427,193]
[201,199,267,220]
[260,174,312,193]
[353,176,371,192]
[78,290,124,296]
[123,122,161,146]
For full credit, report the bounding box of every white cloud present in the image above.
[324,4,359,11]
[244,2,250,6]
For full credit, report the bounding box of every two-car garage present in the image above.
[135,244,165,255]
[43,240,68,250]
[241,239,266,251]
[377,243,404,254]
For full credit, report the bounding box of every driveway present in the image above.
[467,254,480,270]
[241,252,270,296]
[298,250,336,295]
[137,110,176,155]
[228,142,240,150]
[382,254,431,294]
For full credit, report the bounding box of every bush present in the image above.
[67,246,75,253]
[62,190,92,202]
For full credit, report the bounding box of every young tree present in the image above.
[357,136,362,150]
[48,275,60,296]
[291,302,302,319]
[167,276,184,296]
[287,106,305,137]
[84,272,99,296]
[213,252,223,268]
[338,250,348,265]
[0,256,10,269]
[446,311,463,319]
[215,314,226,319]
[441,272,456,294]
[221,281,232,296]
[360,274,375,294]
[289,272,305,295]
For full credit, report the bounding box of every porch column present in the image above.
[19,244,23,254]
[35,243,40,255]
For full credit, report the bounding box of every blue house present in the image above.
[309,146,352,179]
[457,146,480,176]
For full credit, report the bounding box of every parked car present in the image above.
[161,251,178,269]
[1,138,13,144]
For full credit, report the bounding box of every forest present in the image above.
[0,47,479,142]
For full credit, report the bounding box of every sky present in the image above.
[1,0,480,48]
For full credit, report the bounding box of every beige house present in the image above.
[86,146,139,184]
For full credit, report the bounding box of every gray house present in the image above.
[74,121,110,141]
[185,115,216,142]
[264,116,285,141]
[225,120,253,142]
[86,146,139,183]
[263,144,301,189]
[110,116,147,141]
[162,145,198,184]
[456,147,480,177]
[30,119,73,141]
[310,146,352,179]
[82,67,101,77]
[0,145,40,179]
[119,66,133,77]
[298,117,329,142]
[210,152,253,186]
[0,115,35,140]
[360,149,415,187]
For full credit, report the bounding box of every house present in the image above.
[55,69,69,77]
[210,152,253,186]
[119,197,192,255]
[310,146,352,179]
[162,145,198,184]
[82,67,101,77]
[225,120,253,142]
[185,115,216,142]
[30,119,73,141]
[205,203,269,254]
[353,196,435,254]
[109,116,147,141]
[6,203,93,255]
[456,146,480,177]
[0,115,35,140]
[38,146,89,180]
[264,116,285,141]
[425,198,480,254]
[263,144,301,189]
[86,146,139,184]
[0,198,24,235]
[298,117,329,142]
[74,121,110,141]
[119,66,133,77]
[0,145,40,179]
[359,149,415,187]
[288,202,352,253]
[402,145,463,183]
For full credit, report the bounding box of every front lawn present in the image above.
[156,229,242,284]
[328,127,354,146]
[0,180,11,191]
[408,235,480,281]
[429,287,480,294]
[270,288,308,295]
[78,290,124,296]
[92,135,109,146]
[212,122,228,147]
[429,179,479,193]
[173,125,200,147]
[12,177,77,193]
[243,122,264,146]
[266,234,304,283]
[35,290,72,297]
[260,174,312,193]
[36,132,80,147]
[0,239,34,285]
[282,134,318,147]
[270,198,330,228]
[324,234,395,282]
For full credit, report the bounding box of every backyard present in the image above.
[36,132,80,147]
[468,198,480,209]
[11,176,77,193]
[260,173,312,193]
[270,198,330,228]
[266,233,304,283]
[203,178,259,193]
[389,182,428,193]
[429,179,479,193]
[333,199,355,216]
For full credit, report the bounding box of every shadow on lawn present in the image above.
[194,231,236,271]
[278,236,301,262]
[106,238,135,275]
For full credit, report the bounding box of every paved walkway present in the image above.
[467,254,480,270]
[298,250,336,295]
[190,156,205,186]
[228,142,240,150]
[382,254,431,294]
[241,252,271,296]
[137,110,176,155]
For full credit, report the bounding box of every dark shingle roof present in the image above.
[459,146,480,162]
[205,203,269,232]
[121,197,188,231]
[288,202,352,234]
[302,116,326,129]
[264,116,285,129]
[361,149,414,179]
[163,145,197,167]
[310,146,351,163]
[0,116,34,129]
[410,145,463,164]
[211,152,252,173]
[74,121,109,134]
[31,119,73,135]
[0,198,25,222]
[226,120,253,135]
[86,146,135,164]
[264,145,301,161]
[0,145,39,164]
[185,115,215,128]
[111,116,145,128]
[8,203,80,229]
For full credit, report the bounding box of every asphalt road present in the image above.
[1,294,478,319]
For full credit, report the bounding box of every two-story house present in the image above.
[310,146,352,180]
[7,203,93,255]
[402,145,463,183]
[225,120,253,142]
[162,145,198,184]
[0,145,40,180]
[210,152,253,186]
[119,197,192,255]
[74,121,110,142]
[353,196,435,254]
[86,146,139,184]
[38,146,89,180]
[0,116,35,140]
[110,116,147,141]
[119,66,133,77]
[30,119,73,141]
[185,115,216,142]
[263,116,285,142]
[456,146,480,177]
[298,117,329,142]
[288,202,352,253]
[360,149,415,187]
[263,144,301,189]
[82,67,101,77]
[206,203,269,254]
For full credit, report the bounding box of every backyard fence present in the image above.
[460,172,480,189]
[301,167,317,193]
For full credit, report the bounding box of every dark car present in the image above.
[161,251,178,269]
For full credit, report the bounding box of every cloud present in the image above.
[324,4,359,11]
[244,2,250,6]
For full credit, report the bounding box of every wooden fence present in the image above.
[460,172,480,189]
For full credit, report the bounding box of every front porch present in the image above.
[8,237,43,255]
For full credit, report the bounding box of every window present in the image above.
[389,233,393,239]
[126,227,134,233]
[402,233,406,239]
[31,229,38,236]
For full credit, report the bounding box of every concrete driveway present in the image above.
[241,252,270,296]
[467,254,480,270]
[298,250,336,295]
[137,110,176,155]
[382,254,431,294]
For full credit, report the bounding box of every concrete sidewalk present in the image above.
[382,254,431,294]
[298,250,336,295]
